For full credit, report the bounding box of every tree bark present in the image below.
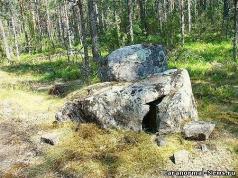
[127,0,134,43]
[88,0,101,62]
[138,0,147,35]
[11,16,20,60]
[57,6,64,45]
[223,0,229,38]
[233,0,238,61]
[0,19,11,62]
[194,0,197,19]
[77,0,90,79]
[188,0,192,33]
[18,0,30,53]
[156,0,163,32]
[64,0,73,59]
[114,0,121,47]
[72,6,81,44]
[180,0,185,46]
[163,0,167,22]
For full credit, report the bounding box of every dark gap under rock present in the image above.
[185,133,207,141]
[142,95,166,133]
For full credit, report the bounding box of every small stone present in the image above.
[173,150,189,164]
[183,121,215,140]
[155,137,166,147]
[37,86,52,92]
[40,133,60,145]
[200,144,209,152]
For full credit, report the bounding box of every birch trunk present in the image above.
[127,0,134,43]
[188,0,192,33]
[88,0,101,61]
[0,19,11,62]
[77,0,89,78]
[233,0,238,61]
[11,17,20,60]
[180,0,185,46]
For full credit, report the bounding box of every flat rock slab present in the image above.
[107,44,168,82]
[183,121,215,140]
[56,69,198,133]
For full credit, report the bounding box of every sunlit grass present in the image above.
[26,123,196,177]
[170,40,233,62]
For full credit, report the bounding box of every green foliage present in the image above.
[101,28,121,51]
[169,41,237,95]
[170,41,233,62]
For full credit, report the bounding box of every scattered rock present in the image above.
[183,121,215,140]
[48,80,82,96]
[155,137,166,147]
[48,83,68,96]
[40,132,61,145]
[172,150,189,164]
[200,144,209,152]
[56,69,198,133]
[36,86,52,92]
[107,44,168,82]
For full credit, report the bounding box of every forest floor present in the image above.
[0,41,238,177]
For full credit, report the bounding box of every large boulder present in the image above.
[56,69,198,133]
[107,44,168,82]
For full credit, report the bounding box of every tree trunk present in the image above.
[18,0,30,53]
[194,0,197,19]
[77,0,90,81]
[11,16,20,60]
[188,0,192,33]
[72,6,81,44]
[57,6,64,45]
[180,0,185,46]
[138,0,147,35]
[169,0,174,12]
[127,0,134,43]
[64,0,73,59]
[156,0,163,32]
[45,0,51,39]
[0,19,11,62]
[223,0,229,38]
[95,1,103,35]
[114,0,121,48]
[88,0,101,62]
[163,0,167,22]
[233,0,238,61]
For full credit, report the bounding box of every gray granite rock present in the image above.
[173,150,190,164]
[183,121,215,140]
[107,44,168,82]
[56,69,198,133]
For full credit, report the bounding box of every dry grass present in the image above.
[26,123,198,178]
